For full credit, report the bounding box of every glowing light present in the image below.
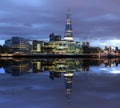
[67,19,71,24]
[66,30,72,32]
[64,37,73,41]
[64,73,73,76]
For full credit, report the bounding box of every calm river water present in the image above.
[0,58,120,108]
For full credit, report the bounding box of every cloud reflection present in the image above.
[0,68,5,74]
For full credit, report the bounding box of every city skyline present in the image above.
[0,0,120,48]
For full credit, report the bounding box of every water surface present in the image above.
[0,58,120,108]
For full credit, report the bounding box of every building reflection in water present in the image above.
[4,58,32,76]
[64,72,73,103]
[32,60,44,73]
[0,58,120,102]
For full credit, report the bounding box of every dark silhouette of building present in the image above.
[115,47,120,57]
[82,42,101,54]
[49,32,61,41]
[4,39,12,48]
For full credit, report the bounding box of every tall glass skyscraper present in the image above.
[64,9,74,41]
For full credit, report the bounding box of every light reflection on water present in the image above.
[0,58,120,76]
[0,58,120,108]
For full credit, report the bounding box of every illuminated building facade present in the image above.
[11,37,31,53]
[43,40,83,54]
[64,9,74,41]
[32,40,44,53]
[3,10,109,56]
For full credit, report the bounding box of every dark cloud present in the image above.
[0,0,120,47]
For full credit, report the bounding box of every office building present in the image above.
[4,39,12,48]
[11,37,31,53]
[64,9,74,41]
[32,40,44,53]
[49,32,61,41]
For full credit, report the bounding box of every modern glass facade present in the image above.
[11,37,31,53]
[64,9,74,41]
[43,41,83,54]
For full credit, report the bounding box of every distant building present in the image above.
[32,40,44,53]
[88,47,101,54]
[4,39,12,48]
[75,42,83,54]
[64,9,74,41]
[104,46,115,56]
[49,33,61,41]
[105,46,112,51]
[11,37,31,53]
[4,39,13,53]
[82,42,102,54]
[43,40,83,54]
[82,42,89,47]
[115,47,120,57]
[4,37,31,53]
[52,41,68,54]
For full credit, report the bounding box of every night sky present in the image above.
[0,0,120,48]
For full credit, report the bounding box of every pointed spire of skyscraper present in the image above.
[64,9,74,41]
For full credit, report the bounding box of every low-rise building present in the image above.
[49,32,61,41]
[32,40,44,53]
[115,47,120,57]
[82,42,102,54]
[43,40,83,54]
